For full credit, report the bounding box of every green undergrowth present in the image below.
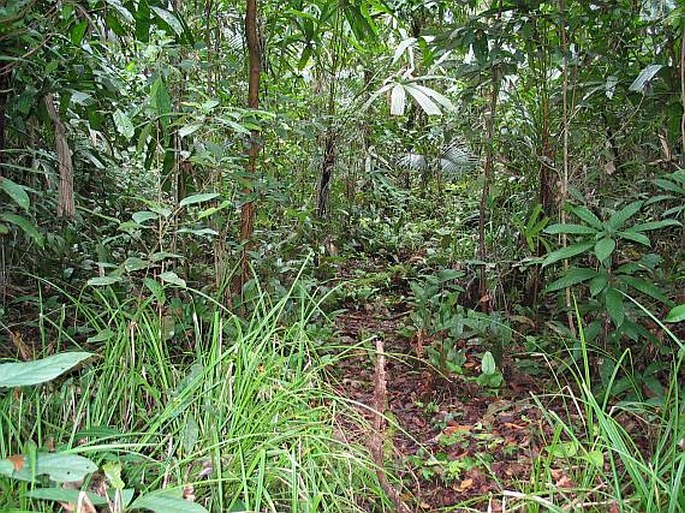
[0,280,392,512]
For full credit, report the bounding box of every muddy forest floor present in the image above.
[327,259,583,512]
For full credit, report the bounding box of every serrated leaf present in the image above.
[569,205,603,230]
[542,241,594,267]
[0,213,44,247]
[544,223,597,235]
[545,267,597,292]
[390,84,406,116]
[0,177,30,211]
[113,109,135,139]
[179,193,220,207]
[0,352,93,388]
[589,272,608,297]
[617,230,650,246]
[664,304,685,323]
[87,276,122,286]
[632,219,681,232]
[621,276,669,304]
[605,287,625,327]
[594,237,616,263]
[607,201,643,231]
[159,271,186,288]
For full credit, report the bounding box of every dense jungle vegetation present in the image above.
[1,0,684,511]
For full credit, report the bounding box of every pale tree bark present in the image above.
[233,0,261,296]
[43,93,75,218]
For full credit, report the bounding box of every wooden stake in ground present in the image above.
[371,338,410,513]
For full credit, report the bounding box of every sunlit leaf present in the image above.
[0,352,93,388]
[0,177,30,211]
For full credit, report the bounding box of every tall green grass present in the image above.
[0,279,391,512]
[507,304,684,512]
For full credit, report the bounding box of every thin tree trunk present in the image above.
[233,0,261,295]
[478,71,498,313]
[316,130,335,218]
[43,93,75,218]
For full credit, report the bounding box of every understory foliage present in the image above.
[1,0,684,511]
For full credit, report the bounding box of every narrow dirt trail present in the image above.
[332,293,546,512]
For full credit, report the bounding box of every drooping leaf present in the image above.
[150,6,183,36]
[542,241,594,267]
[0,352,93,388]
[130,490,209,513]
[589,272,608,297]
[87,276,122,286]
[0,177,30,211]
[159,271,186,288]
[179,193,220,207]
[621,276,670,304]
[605,287,625,327]
[632,219,681,232]
[404,84,441,116]
[0,213,44,247]
[544,223,597,235]
[594,237,616,263]
[629,64,663,92]
[617,230,650,246]
[71,20,88,45]
[7,453,97,483]
[132,211,158,224]
[545,267,597,292]
[389,84,406,116]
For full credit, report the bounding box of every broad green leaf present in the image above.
[390,84,406,116]
[143,277,166,305]
[607,201,643,231]
[0,177,30,211]
[0,214,44,247]
[665,304,685,323]
[583,450,604,468]
[179,193,220,207]
[86,329,114,343]
[103,462,125,489]
[605,287,625,327]
[122,257,148,272]
[176,228,218,237]
[545,267,597,292]
[159,271,186,288]
[569,206,603,230]
[24,488,108,506]
[654,178,685,194]
[150,78,172,119]
[632,219,681,232]
[132,211,158,224]
[113,109,135,139]
[410,84,455,112]
[594,237,616,263]
[542,241,594,267]
[481,351,496,375]
[150,6,183,35]
[629,64,663,92]
[404,84,441,116]
[131,491,209,513]
[8,453,97,483]
[589,272,608,297]
[0,352,93,388]
[179,123,201,138]
[87,276,122,286]
[71,20,88,45]
[621,276,670,304]
[543,223,597,235]
[617,230,650,246]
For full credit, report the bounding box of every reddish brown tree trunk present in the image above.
[233,0,261,296]
[43,93,75,218]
